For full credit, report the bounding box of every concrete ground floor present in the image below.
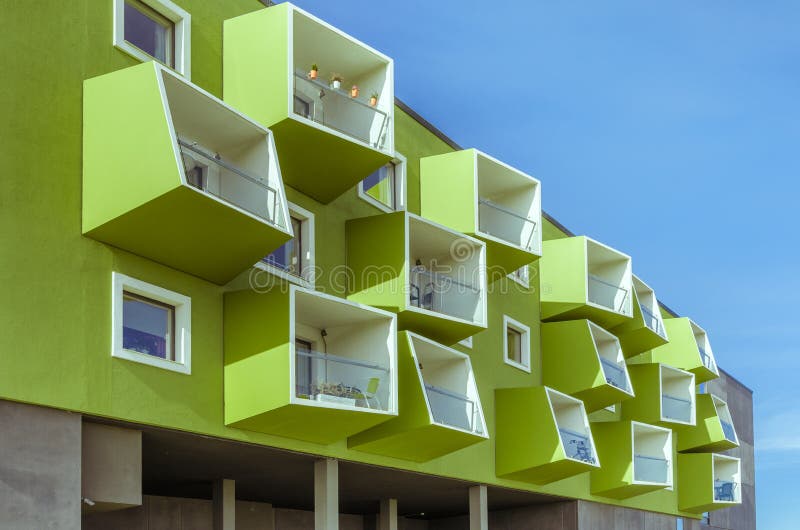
[0,399,713,530]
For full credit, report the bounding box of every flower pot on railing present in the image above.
[350,85,359,98]
[309,64,319,80]
[330,76,343,90]
[369,93,378,107]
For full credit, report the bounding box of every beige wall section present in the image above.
[82,422,142,512]
[0,400,82,530]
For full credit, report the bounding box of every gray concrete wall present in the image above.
[577,501,677,530]
[705,370,756,530]
[0,400,82,530]
[427,501,577,530]
[82,422,142,512]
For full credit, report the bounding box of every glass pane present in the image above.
[124,1,174,66]
[506,328,522,364]
[293,96,311,118]
[262,216,303,276]
[122,292,174,360]
[363,163,395,209]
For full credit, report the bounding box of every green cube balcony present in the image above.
[419,149,541,279]
[622,364,696,427]
[346,212,487,344]
[496,387,600,484]
[349,332,488,462]
[223,2,394,203]
[82,62,292,284]
[540,236,634,328]
[678,394,739,453]
[612,276,669,357]
[635,317,720,384]
[224,285,398,444]
[591,421,673,499]
[542,320,634,412]
[678,453,742,513]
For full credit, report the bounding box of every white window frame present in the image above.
[358,153,407,213]
[112,0,192,79]
[507,264,530,288]
[503,315,531,372]
[111,272,191,374]
[255,202,315,288]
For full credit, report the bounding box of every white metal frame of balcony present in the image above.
[289,4,394,154]
[585,238,633,317]
[409,266,482,322]
[713,455,742,503]
[633,276,667,339]
[474,151,542,256]
[713,396,739,444]
[588,274,630,314]
[690,320,719,376]
[660,365,696,425]
[631,422,673,486]
[589,321,632,394]
[409,332,488,437]
[547,388,601,468]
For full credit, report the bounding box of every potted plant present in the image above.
[350,85,359,98]
[309,63,319,80]
[330,74,343,90]
[369,92,379,107]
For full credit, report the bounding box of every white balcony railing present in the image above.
[640,304,666,338]
[634,454,670,483]
[409,267,481,322]
[424,384,482,434]
[559,428,597,465]
[179,140,282,226]
[477,198,538,252]
[588,274,629,314]
[599,357,629,392]
[293,70,390,150]
[662,394,693,423]
[295,350,389,411]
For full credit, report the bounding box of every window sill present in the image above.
[112,348,191,375]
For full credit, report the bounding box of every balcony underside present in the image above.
[591,481,668,500]
[615,326,668,358]
[349,423,484,462]
[480,235,539,282]
[499,458,597,485]
[541,301,631,329]
[574,384,633,413]
[226,402,393,445]
[271,117,391,203]
[85,187,291,284]
[397,309,484,345]
[677,395,738,453]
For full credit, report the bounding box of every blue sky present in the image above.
[289,1,799,526]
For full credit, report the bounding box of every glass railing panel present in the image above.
[559,428,597,464]
[295,350,390,411]
[409,267,481,322]
[179,140,282,227]
[720,420,737,442]
[698,347,717,372]
[714,480,738,502]
[639,304,666,338]
[293,70,390,150]
[424,384,482,434]
[662,394,693,423]
[599,357,629,392]
[477,198,538,252]
[588,274,629,314]
[634,454,670,483]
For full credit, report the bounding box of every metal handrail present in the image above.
[424,384,479,432]
[477,198,538,251]
[411,267,481,293]
[178,139,280,225]
[293,70,390,149]
[296,349,388,372]
[588,274,630,313]
[639,303,665,337]
[662,394,692,404]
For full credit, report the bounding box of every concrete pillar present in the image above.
[82,423,142,512]
[213,479,236,530]
[378,498,398,530]
[469,485,488,530]
[315,458,339,530]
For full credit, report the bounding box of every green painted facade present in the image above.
[0,0,741,521]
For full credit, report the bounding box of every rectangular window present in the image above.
[113,0,191,78]
[112,272,191,374]
[503,315,531,372]
[358,154,406,213]
[122,292,175,360]
[295,338,313,398]
[124,0,175,66]
[257,203,315,287]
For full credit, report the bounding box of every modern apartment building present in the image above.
[0,1,754,529]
